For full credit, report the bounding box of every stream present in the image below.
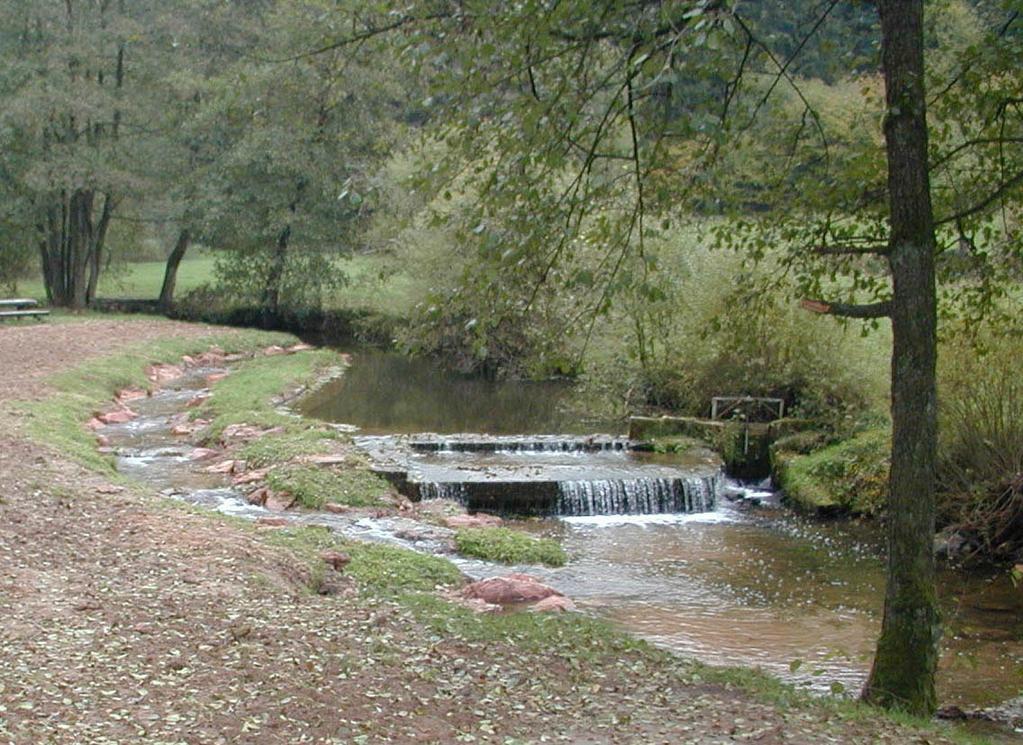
[103,350,1023,730]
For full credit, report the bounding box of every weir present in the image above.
[360,434,721,517]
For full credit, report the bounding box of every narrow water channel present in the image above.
[106,350,1023,722]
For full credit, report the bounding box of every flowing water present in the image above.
[105,352,1023,726]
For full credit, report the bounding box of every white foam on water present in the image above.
[561,510,738,528]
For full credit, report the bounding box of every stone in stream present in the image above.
[98,407,137,425]
[205,459,238,474]
[530,595,577,613]
[185,394,210,409]
[246,487,269,506]
[232,468,269,486]
[188,447,219,461]
[444,513,503,529]
[264,491,296,511]
[146,363,184,384]
[462,574,563,606]
[256,516,288,527]
[116,387,148,404]
[205,372,228,385]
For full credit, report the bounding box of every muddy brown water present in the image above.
[107,352,1023,723]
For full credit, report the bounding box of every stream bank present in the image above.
[92,342,1023,733]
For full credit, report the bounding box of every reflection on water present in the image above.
[545,509,1023,706]
[299,351,614,435]
[548,508,881,694]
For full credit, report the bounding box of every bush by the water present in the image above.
[454,527,567,567]
[937,328,1023,559]
[773,427,890,516]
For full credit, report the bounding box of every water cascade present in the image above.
[360,434,721,517]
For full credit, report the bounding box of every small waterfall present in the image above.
[555,475,717,517]
[413,482,470,502]
[409,437,631,454]
[408,474,718,516]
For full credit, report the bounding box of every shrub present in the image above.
[774,427,890,515]
[937,328,1023,557]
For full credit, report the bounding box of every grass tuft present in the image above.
[454,526,567,567]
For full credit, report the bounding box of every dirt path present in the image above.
[0,319,964,743]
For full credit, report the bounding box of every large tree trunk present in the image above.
[262,224,291,321]
[159,228,191,311]
[68,189,94,310]
[861,0,941,716]
[86,193,114,305]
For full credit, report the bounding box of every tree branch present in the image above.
[801,298,892,318]
[813,243,889,256]
[936,168,1023,226]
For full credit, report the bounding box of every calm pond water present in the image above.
[299,350,614,434]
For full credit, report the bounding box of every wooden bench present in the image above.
[0,298,50,321]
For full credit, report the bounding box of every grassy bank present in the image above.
[20,324,295,472]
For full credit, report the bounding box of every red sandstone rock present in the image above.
[320,550,352,570]
[264,491,296,511]
[205,460,237,474]
[116,387,147,403]
[185,394,209,409]
[180,355,197,366]
[197,351,226,366]
[87,417,106,430]
[221,424,281,443]
[95,434,111,447]
[188,448,219,461]
[146,363,184,384]
[530,595,576,613]
[246,487,269,506]
[303,454,348,465]
[256,516,288,527]
[263,345,287,356]
[205,372,228,385]
[323,503,348,514]
[232,468,269,486]
[444,513,503,529]
[98,408,137,425]
[462,574,562,606]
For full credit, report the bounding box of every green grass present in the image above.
[266,462,390,509]
[238,429,337,467]
[454,526,567,567]
[197,349,340,438]
[16,252,417,316]
[773,427,891,515]
[17,257,217,302]
[265,525,463,595]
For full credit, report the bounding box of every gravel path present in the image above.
[0,318,966,743]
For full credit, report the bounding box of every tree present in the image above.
[0,1,153,307]
[339,0,1022,714]
[185,0,403,321]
